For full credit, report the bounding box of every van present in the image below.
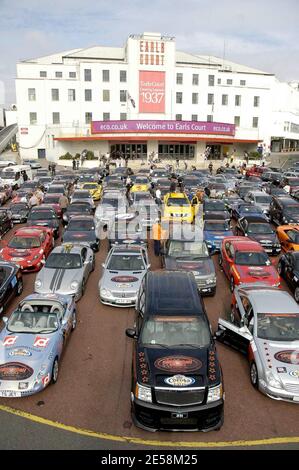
[0,165,32,189]
[126,270,224,432]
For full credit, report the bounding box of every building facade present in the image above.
[15,32,299,163]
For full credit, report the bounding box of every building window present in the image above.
[192,93,198,104]
[222,94,228,105]
[69,71,76,78]
[208,93,214,105]
[175,114,182,121]
[51,89,59,101]
[234,116,240,127]
[103,90,110,102]
[55,71,62,78]
[227,79,233,85]
[85,89,92,101]
[40,71,47,78]
[103,112,110,121]
[84,69,91,81]
[207,115,213,122]
[240,79,246,86]
[208,75,215,86]
[68,89,76,101]
[29,112,37,125]
[254,96,260,107]
[120,113,127,120]
[120,90,127,102]
[103,70,110,82]
[85,112,92,124]
[191,114,198,121]
[52,112,60,124]
[192,74,199,85]
[176,73,183,85]
[217,78,221,84]
[176,92,183,104]
[28,88,36,101]
[235,95,241,106]
[120,70,127,82]
[252,117,259,128]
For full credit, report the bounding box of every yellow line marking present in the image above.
[0,404,299,448]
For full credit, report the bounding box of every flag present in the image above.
[127,92,136,108]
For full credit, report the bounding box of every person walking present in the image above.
[59,193,69,214]
[152,217,165,256]
[155,187,162,205]
[72,158,76,170]
[175,157,180,170]
[208,162,213,175]
[29,192,39,207]
[183,160,188,171]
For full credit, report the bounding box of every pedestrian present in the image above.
[177,175,184,191]
[208,162,213,175]
[155,187,162,205]
[125,175,132,196]
[170,180,177,192]
[204,186,211,197]
[21,170,28,182]
[59,193,69,214]
[76,159,79,170]
[29,192,39,207]
[35,187,44,203]
[72,158,76,170]
[175,157,179,169]
[183,160,188,171]
[152,217,163,256]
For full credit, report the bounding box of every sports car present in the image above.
[0,293,76,397]
[219,236,280,292]
[43,194,63,218]
[234,215,281,255]
[217,284,299,403]
[35,243,95,301]
[162,192,199,224]
[0,208,13,237]
[276,225,299,252]
[130,176,150,193]
[81,182,103,201]
[9,202,30,223]
[27,205,60,239]
[203,220,234,254]
[0,227,54,272]
[232,202,268,221]
[62,215,100,252]
[99,245,150,307]
[62,201,94,226]
[70,190,95,210]
[0,261,23,315]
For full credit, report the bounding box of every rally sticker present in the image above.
[3,336,18,347]
[42,373,50,386]
[289,370,299,378]
[277,367,287,373]
[33,337,50,348]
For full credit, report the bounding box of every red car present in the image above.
[219,236,280,292]
[43,193,63,217]
[245,165,267,178]
[0,226,54,272]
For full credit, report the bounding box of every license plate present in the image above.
[171,412,188,419]
[116,298,131,304]
[0,390,21,397]
[265,249,272,253]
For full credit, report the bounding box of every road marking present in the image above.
[1,404,299,448]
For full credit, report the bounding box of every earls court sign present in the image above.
[91,120,235,136]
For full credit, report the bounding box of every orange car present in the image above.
[276,225,299,252]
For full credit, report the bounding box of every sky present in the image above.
[1,0,299,106]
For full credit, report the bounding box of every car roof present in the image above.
[238,286,299,314]
[52,244,84,254]
[274,196,299,205]
[224,237,263,250]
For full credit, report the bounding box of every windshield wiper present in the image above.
[36,329,56,333]
[172,343,201,348]
[142,342,170,349]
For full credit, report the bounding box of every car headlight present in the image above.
[275,243,281,248]
[100,287,112,297]
[35,279,42,288]
[135,383,152,403]
[206,277,217,284]
[266,371,282,389]
[207,383,223,403]
[71,280,79,291]
[33,254,40,260]
[36,364,48,381]
[18,382,29,390]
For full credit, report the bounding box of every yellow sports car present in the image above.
[82,182,103,201]
[130,176,150,193]
[162,192,199,223]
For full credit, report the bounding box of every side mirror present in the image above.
[61,318,68,327]
[147,264,151,269]
[2,316,8,324]
[126,328,137,339]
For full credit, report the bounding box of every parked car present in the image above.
[269,196,299,225]
[62,201,94,226]
[70,190,95,209]
[95,194,128,228]
[99,245,150,307]
[278,251,299,302]
[27,205,60,239]
[162,192,199,224]
[234,215,281,255]
[9,202,30,224]
[0,293,76,397]
[232,202,268,221]
[81,182,103,201]
[125,270,224,431]
[244,191,272,216]
[62,215,100,252]
[0,208,13,237]
[0,261,23,315]
[203,199,230,222]
[43,194,63,218]
[107,216,147,248]
[276,225,299,252]
[203,220,234,254]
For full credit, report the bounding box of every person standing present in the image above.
[183,160,188,171]
[175,157,180,170]
[59,193,69,214]
[72,158,76,170]
[208,162,213,175]
[152,217,163,256]
[155,187,162,205]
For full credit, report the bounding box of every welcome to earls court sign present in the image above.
[91,120,235,136]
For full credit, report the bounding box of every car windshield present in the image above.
[107,254,145,270]
[8,236,41,248]
[204,222,229,231]
[73,191,90,198]
[168,241,209,258]
[48,186,64,193]
[254,196,272,204]
[235,251,270,266]
[45,253,82,269]
[247,223,274,234]
[205,202,225,211]
[286,205,299,214]
[69,204,91,213]
[240,205,262,213]
[10,204,28,212]
[101,199,120,208]
[83,183,98,189]
[7,310,59,333]
[167,198,189,207]
[30,210,56,220]
[288,232,299,244]
[257,313,299,341]
[44,196,60,204]
[141,316,211,347]
[67,220,94,231]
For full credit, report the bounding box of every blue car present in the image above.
[232,202,269,221]
[0,293,76,397]
[203,220,234,254]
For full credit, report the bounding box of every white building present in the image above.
[15,31,299,163]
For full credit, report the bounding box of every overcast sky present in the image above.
[1,0,299,105]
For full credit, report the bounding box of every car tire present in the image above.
[230,276,235,292]
[294,287,299,303]
[16,278,23,296]
[71,310,77,331]
[218,254,223,267]
[51,358,59,384]
[250,361,259,389]
[91,257,95,272]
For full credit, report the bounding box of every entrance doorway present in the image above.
[158,143,195,159]
[37,148,46,159]
[206,144,221,159]
[110,143,147,160]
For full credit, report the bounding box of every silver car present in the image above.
[217,284,299,403]
[244,191,272,216]
[35,244,95,301]
[95,193,128,228]
[99,245,150,307]
[70,190,95,210]
[0,293,76,397]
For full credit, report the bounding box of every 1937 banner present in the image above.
[139,70,165,113]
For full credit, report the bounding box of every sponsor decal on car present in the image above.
[164,374,195,387]
[42,373,50,386]
[289,370,299,378]
[154,356,202,373]
[3,336,18,347]
[0,362,33,380]
[277,367,287,373]
[33,336,50,348]
[274,350,299,365]
[9,348,32,357]
[111,276,138,283]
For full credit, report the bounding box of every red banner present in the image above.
[139,71,165,113]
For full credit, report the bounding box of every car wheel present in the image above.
[230,308,235,324]
[250,361,259,389]
[294,287,299,303]
[71,310,77,331]
[230,276,235,292]
[91,257,95,272]
[16,278,23,296]
[218,254,223,267]
[51,358,59,384]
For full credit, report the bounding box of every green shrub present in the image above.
[249,151,262,160]
[85,150,97,160]
[59,152,73,160]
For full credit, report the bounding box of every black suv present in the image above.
[278,251,299,302]
[269,196,299,225]
[125,271,224,432]
[235,215,281,255]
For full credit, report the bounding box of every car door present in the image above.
[222,241,233,277]
[216,318,252,355]
[284,253,295,287]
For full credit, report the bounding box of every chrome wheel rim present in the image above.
[250,363,257,385]
[52,360,59,382]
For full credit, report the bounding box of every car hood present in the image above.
[101,269,146,290]
[136,346,220,387]
[248,233,278,244]
[204,230,234,243]
[63,231,96,243]
[3,246,41,261]
[36,266,82,292]
[237,265,278,281]
[255,338,299,383]
[165,257,215,277]
[27,219,58,228]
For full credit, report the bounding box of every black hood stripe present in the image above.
[49,269,60,291]
[55,269,66,290]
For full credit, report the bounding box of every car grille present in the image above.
[112,291,136,298]
[194,278,208,287]
[284,383,299,394]
[155,388,205,406]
